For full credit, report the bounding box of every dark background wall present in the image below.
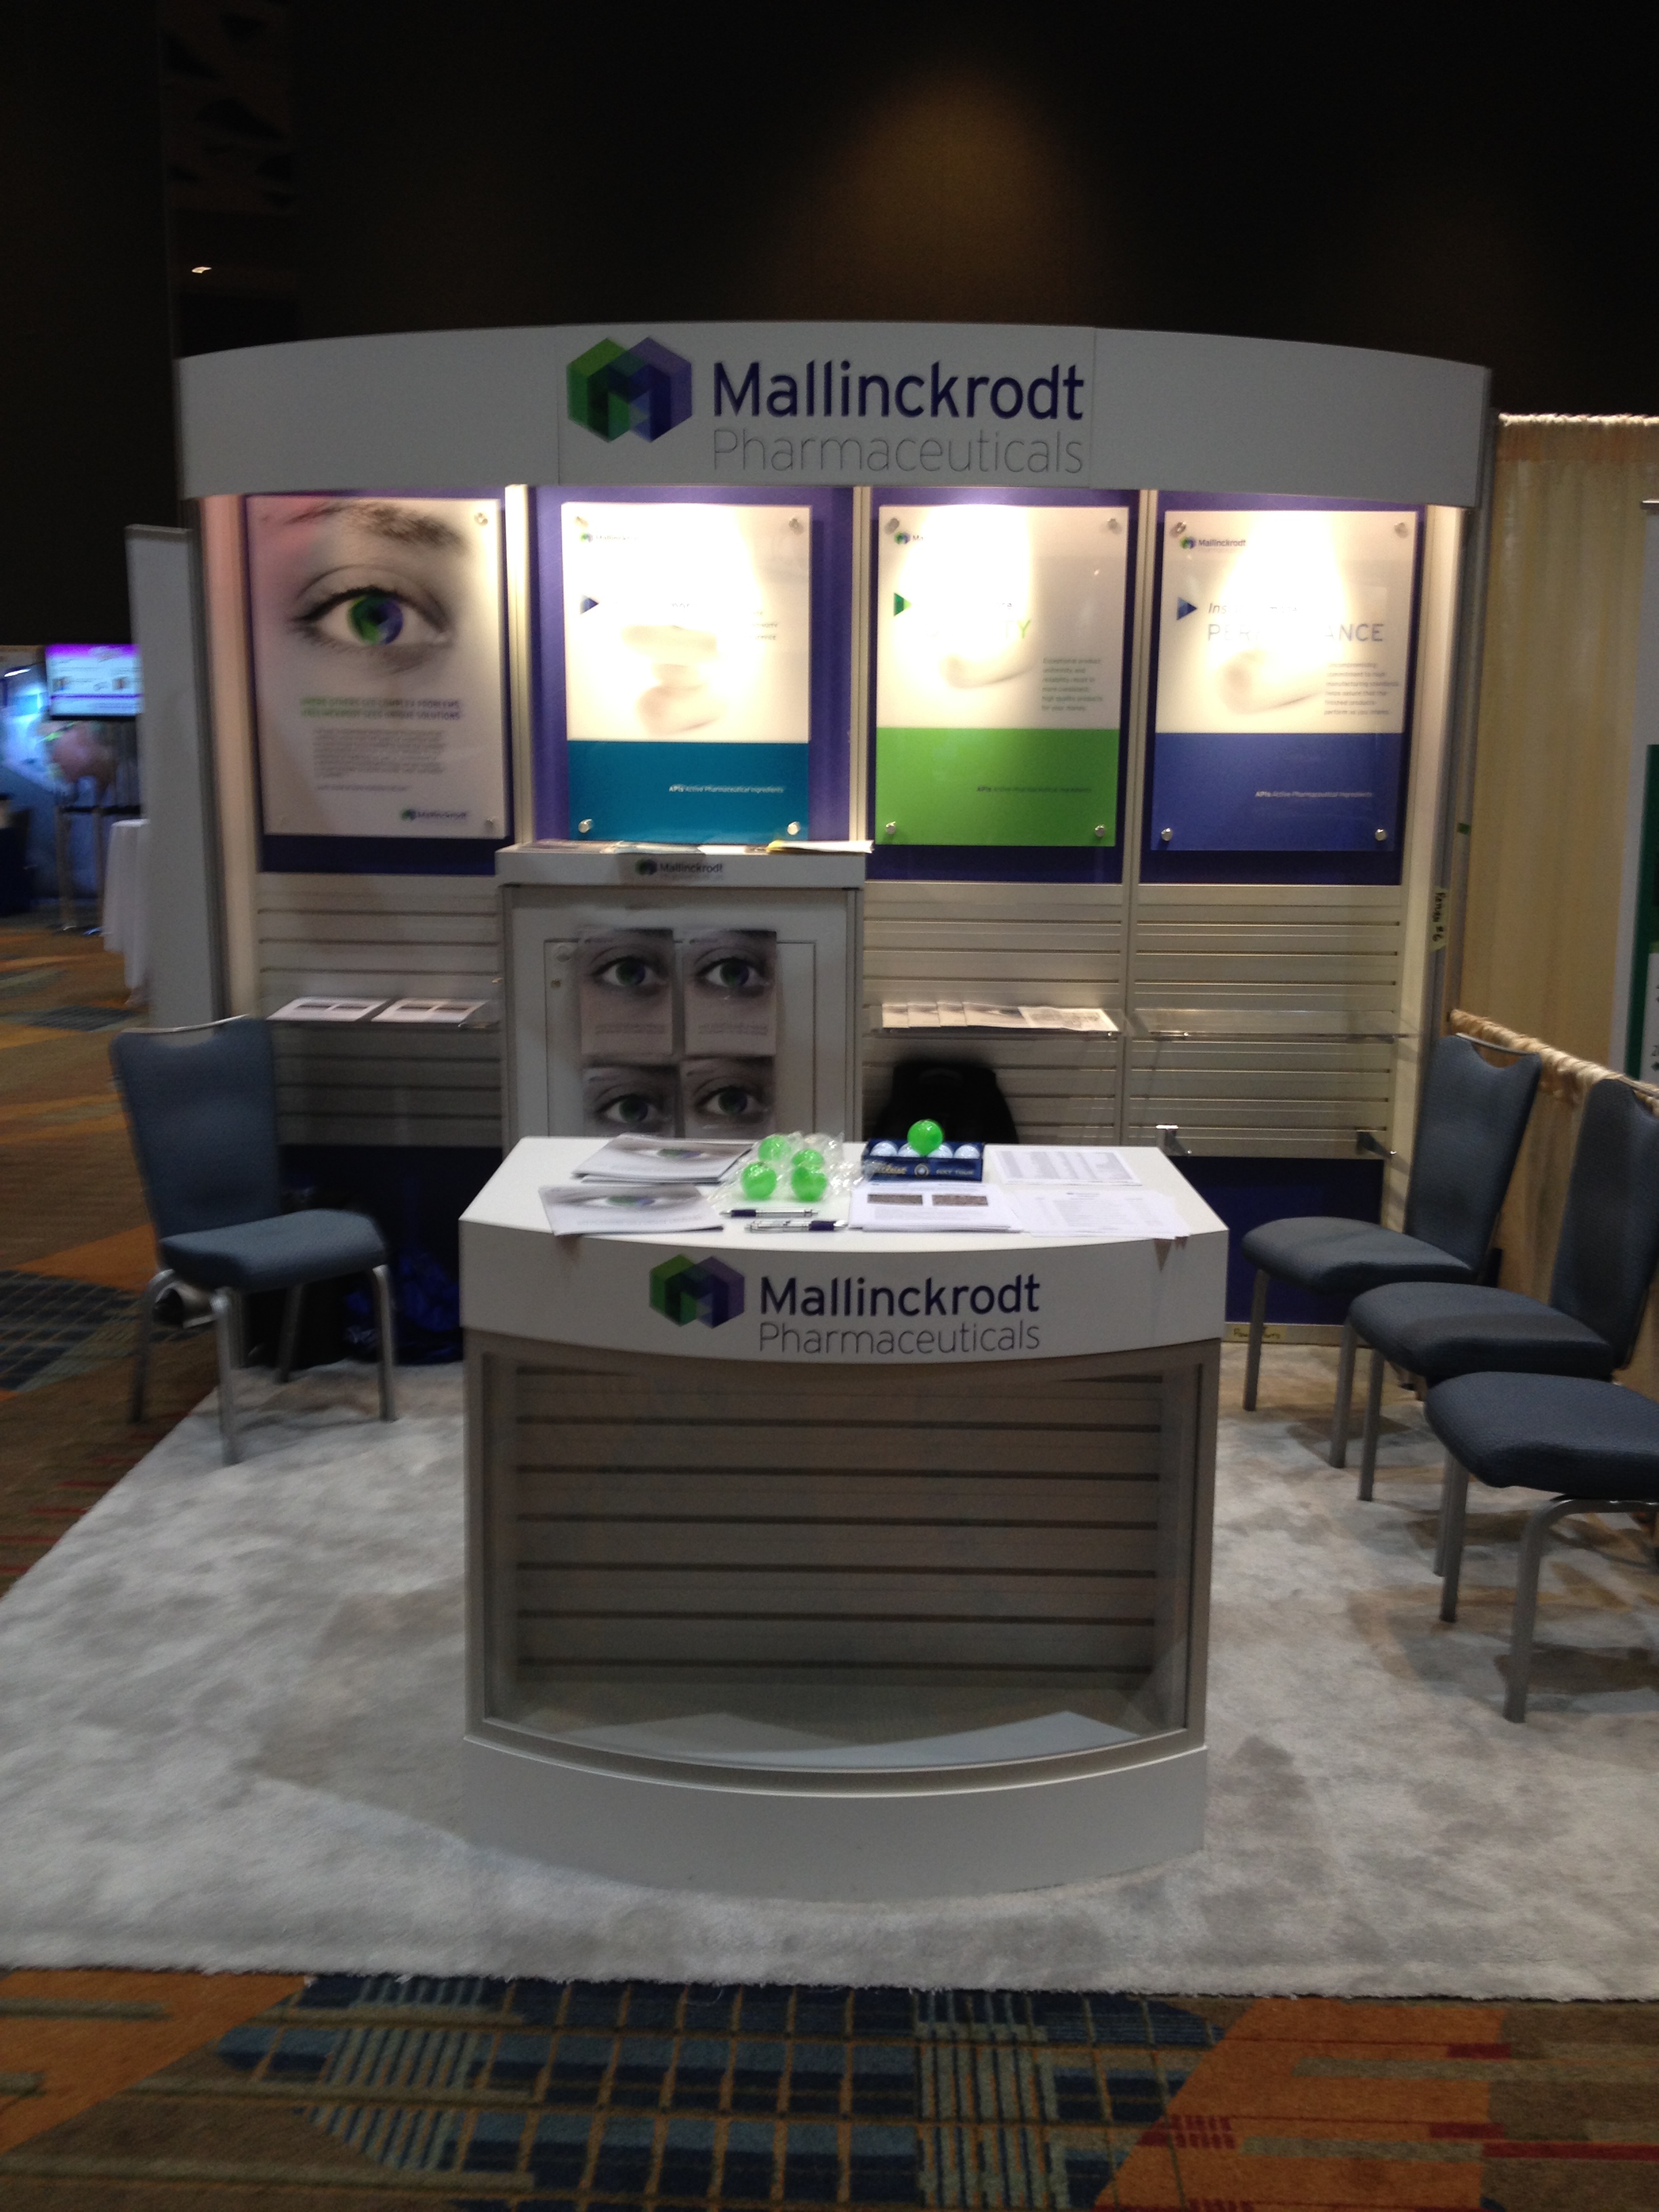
[4,2,1656,642]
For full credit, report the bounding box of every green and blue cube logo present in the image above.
[649,1252,745,1328]
[568,336,693,443]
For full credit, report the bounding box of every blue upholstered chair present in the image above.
[112,1017,396,1464]
[1347,1078,1659,1500]
[1240,1035,1540,1461]
[1427,1370,1659,1721]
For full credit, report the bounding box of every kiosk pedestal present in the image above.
[461,1142,1224,1898]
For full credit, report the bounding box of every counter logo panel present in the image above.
[649,1252,745,1328]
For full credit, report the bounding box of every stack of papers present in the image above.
[1000,1186,1190,1240]
[574,1136,751,1184]
[987,1145,1141,1187]
[881,1002,1116,1034]
[541,1184,721,1236]
[850,1184,1018,1233]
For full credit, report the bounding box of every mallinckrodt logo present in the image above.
[649,1253,745,1328]
[568,337,693,443]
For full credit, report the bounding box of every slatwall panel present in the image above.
[861,881,1124,1143]
[1125,884,1404,1155]
[256,874,502,1148]
[484,1343,1195,1685]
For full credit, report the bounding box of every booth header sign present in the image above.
[180,322,1490,509]
[556,323,1096,489]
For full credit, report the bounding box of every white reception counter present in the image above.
[460,1141,1226,1899]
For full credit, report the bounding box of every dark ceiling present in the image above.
[5,1,1656,639]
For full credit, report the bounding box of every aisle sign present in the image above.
[874,500,1132,846]
[247,494,507,840]
[562,501,812,843]
[1149,504,1419,852]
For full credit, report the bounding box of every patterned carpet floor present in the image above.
[6,1969,1659,2206]
[0,917,216,1606]
[2,913,1659,2203]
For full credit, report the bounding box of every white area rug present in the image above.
[1,1349,1656,1996]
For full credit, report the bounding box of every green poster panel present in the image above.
[874,499,1131,850]
[875,726,1119,846]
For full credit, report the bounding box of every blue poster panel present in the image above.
[533,486,853,846]
[1145,495,1422,865]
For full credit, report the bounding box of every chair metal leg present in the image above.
[1242,1269,1269,1410]
[277,1284,304,1385]
[1356,1345,1386,1501]
[370,1263,396,1422]
[1437,1457,1471,1620]
[210,1288,242,1465]
[1433,1454,1453,1574]
[1329,1315,1358,1467]
[131,1267,176,1422]
[1504,1499,1574,1722]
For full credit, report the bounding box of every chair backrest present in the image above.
[1401,1034,1541,1270]
[111,1017,282,1240]
[1548,1078,1659,1362]
[872,1059,1020,1145]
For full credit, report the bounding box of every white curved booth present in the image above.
[461,1137,1225,1898]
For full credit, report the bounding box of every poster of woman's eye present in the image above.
[245,494,508,841]
[575,926,777,1137]
[682,929,777,1056]
[680,1057,774,1140]
[576,929,676,1059]
[581,1062,678,1139]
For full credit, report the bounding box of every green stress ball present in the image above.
[758,1134,792,1164]
[790,1161,828,1204]
[741,1160,777,1200]
[792,1145,825,1174]
[907,1118,944,1158]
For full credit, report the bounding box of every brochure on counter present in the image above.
[541,1183,723,1235]
[573,1136,752,1183]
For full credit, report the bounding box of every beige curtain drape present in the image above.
[1460,417,1659,1062]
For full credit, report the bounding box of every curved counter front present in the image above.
[459,1140,1225,1899]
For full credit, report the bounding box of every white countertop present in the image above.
[464,1138,1221,1253]
[462,1141,1227,1365]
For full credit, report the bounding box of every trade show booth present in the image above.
[157,317,1488,1891]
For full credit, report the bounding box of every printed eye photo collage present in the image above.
[577,928,777,1140]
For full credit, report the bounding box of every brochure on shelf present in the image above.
[880,1001,1115,1034]
[371,998,487,1027]
[268,996,384,1023]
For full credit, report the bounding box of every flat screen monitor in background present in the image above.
[44,643,140,718]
